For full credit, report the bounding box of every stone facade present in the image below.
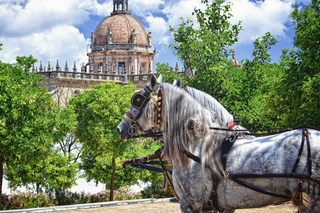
[88,0,155,77]
[36,0,162,92]
[35,0,240,93]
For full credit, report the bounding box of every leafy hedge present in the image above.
[1,185,172,210]
[1,191,56,210]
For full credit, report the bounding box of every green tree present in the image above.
[5,151,78,193]
[169,0,241,79]
[267,0,320,127]
[70,82,138,201]
[0,53,56,208]
[155,62,184,84]
[4,101,79,194]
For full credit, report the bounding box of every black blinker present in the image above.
[131,92,148,110]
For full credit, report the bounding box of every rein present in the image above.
[210,126,320,136]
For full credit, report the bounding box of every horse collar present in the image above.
[154,88,163,132]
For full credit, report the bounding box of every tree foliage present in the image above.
[169,0,241,78]
[70,82,143,200]
[266,0,320,127]
[155,62,185,84]
[0,54,57,207]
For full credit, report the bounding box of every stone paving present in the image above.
[60,201,298,213]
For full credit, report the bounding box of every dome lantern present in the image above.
[111,0,130,16]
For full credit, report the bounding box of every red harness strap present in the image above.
[227,121,237,129]
[126,110,144,132]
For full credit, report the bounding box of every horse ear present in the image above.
[150,75,158,89]
[173,77,182,88]
[187,118,196,130]
[157,74,163,83]
[187,118,203,138]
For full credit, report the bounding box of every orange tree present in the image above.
[70,82,146,201]
[266,0,320,127]
[0,50,56,208]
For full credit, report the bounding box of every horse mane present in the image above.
[185,86,234,126]
[159,83,226,179]
[185,86,251,134]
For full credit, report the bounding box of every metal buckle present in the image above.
[128,125,137,136]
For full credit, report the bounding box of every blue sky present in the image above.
[0,0,312,70]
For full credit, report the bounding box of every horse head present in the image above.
[117,74,162,140]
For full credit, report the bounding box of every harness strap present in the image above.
[183,149,201,163]
[208,180,224,212]
[130,163,172,174]
[305,130,312,176]
[292,129,312,176]
[221,132,239,171]
[126,111,144,132]
[159,159,180,201]
[123,146,165,168]
[292,130,306,174]
[227,121,237,129]
[154,88,163,132]
[230,173,320,184]
[230,176,291,199]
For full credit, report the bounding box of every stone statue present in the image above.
[148,32,152,46]
[91,32,95,44]
[131,29,136,43]
[108,28,113,44]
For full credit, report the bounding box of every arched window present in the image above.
[119,3,123,10]
[118,62,125,75]
[140,63,145,74]
[99,63,103,73]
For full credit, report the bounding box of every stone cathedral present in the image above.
[37,0,163,98]
[89,0,155,78]
[36,0,240,100]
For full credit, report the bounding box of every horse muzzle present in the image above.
[117,120,138,140]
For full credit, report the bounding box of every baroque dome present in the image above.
[94,14,149,46]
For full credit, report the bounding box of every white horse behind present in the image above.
[117,75,320,213]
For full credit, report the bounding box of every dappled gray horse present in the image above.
[117,75,320,213]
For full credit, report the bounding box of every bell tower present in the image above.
[111,0,130,15]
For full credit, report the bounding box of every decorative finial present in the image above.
[56,60,60,71]
[39,61,43,72]
[48,61,51,71]
[73,61,77,72]
[65,61,69,71]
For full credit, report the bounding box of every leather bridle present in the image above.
[124,85,161,137]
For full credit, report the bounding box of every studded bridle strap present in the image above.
[126,110,144,132]
[154,88,163,132]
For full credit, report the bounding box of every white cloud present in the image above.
[0,0,92,37]
[144,14,170,45]
[0,0,109,64]
[162,0,204,29]
[78,0,112,17]
[229,0,295,44]
[0,25,88,65]
[130,0,165,15]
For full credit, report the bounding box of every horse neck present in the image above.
[185,86,234,127]
[160,83,208,167]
